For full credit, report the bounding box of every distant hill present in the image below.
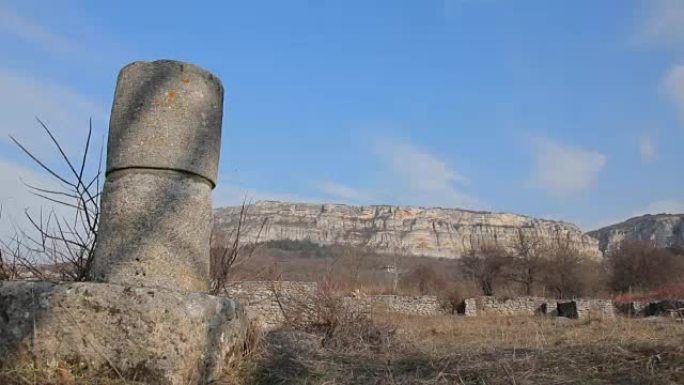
[213,201,601,259]
[587,214,684,254]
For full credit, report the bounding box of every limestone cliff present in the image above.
[588,214,684,254]
[213,201,601,259]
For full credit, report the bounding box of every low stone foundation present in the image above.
[0,281,248,385]
[616,300,684,317]
[224,281,317,329]
[461,296,558,317]
[224,281,443,329]
[367,295,441,316]
[224,281,622,326]
[615,301,649,316]
[460,296,615,320]
[573,298,616,319]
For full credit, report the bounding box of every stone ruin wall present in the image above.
[225,283,684,329]
[469,296,559,317]
[224,281,632,328]
[223,281,443,329]
[365,294,442,316]
[461,296,616,320]
[615,299,684,317]
[574,298,617,319]
[224,281,318,329]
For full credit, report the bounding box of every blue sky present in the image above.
[1,0,683,234]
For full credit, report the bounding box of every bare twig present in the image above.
[3,118,102,281]
[210,199,268,294]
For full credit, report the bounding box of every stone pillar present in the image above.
[89,60,223,292]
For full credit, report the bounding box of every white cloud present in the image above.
[0,4,77,54]
[531,137,606,194]
[634,0,684,47]
[639,134,656,162]
[663,65,684,125]
[374,139,482,209]
[215,139,482,210]
[317,181,367,201]
[0,68,107,156]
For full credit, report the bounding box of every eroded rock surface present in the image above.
[0,281,248,385]
[214,201,601,258]
[588,213,684,253]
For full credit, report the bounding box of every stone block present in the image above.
[462,298,477,317]
[0,281,248,385]
[107,60,223,186]
[89,170,212,292]
[557,301,579,319]
[643,300,684,317]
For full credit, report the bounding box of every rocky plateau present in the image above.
[214,201,602,259]
[588,213,684,253]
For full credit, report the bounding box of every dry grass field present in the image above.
[235,314,684,385]
[1,312,683,384]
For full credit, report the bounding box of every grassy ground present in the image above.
[2,314,682,384]
[236,314,684,385]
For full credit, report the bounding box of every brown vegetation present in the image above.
[270,277,396,352]
[608,239,684,294]
[506,229,546,296]
[4,312,683,385]
[459,242,508,296]
[225,230,684,304]
[210,201,268,294]
[234,308,684,385]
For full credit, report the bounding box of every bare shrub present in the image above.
[271,278,395,352]
[607,240,684,293]
[436,280,480,314]
[0,208,18,280]
[4,119,101,281]
[0,232,20,280]
[399,263,445,295]
[0,251,18,280]
[210,201,268,294]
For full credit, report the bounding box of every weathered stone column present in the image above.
[2,61,247,385]
[89,60,223,292]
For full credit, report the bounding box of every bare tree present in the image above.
[541,236,588,299]
[5,118,102,280]
[506,229,547,296]
[607,240,684,293]
[459,242,509,296]
[343,246,367,293]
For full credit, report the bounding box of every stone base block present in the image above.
[0,281,248,385]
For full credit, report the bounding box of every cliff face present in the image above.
[587,214,684,254]
[213,201,601,259]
